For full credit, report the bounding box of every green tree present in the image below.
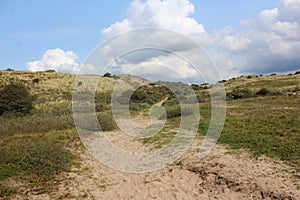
[0,83,34,116]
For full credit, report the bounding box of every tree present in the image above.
[0,83,34,116]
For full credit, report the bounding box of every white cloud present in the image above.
[98,0,221,82]
[101,0,205,39]
[219,0,300,73]
[26,48,79,72]
[98,0,300,81]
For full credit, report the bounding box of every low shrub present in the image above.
[0,83,34,116]
[256,88,282,96]
[227,88,254,100]
[159,105,194,119]
[97,112,117,131]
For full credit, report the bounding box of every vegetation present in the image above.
[0,69,299,198]
[0,83,34,116]
[0,71,80,198]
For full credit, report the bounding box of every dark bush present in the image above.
[295,71,300,75]
[45,69,56,73]
[217,80,227,83]
[32,78,39,84]
[227,88,254,100]
[103,72,111,77]
[256,88,271,96]
[256,88,282,96]
[0,83,34,116]
[191,84,200,91]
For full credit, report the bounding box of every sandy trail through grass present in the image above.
[17,114,299,200]
[47,138,300,200]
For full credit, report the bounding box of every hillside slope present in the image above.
[0,70,299,199]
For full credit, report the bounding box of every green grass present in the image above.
[0,110,74,137]
[138,74,300,170]
[197,96,300,169]
[0,133,75,180]
[222,97,299,165]
[0,129,77,197]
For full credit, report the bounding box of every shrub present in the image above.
[32,78,39,84]
[45,69,56,73]
[103,72,111,77]
[191,84,200,91]
[159,105,194,119]
[256,88,282,96]
[97,112,117,131]
[295,71,300,75]
[162,97,179,106]
[256,88,271,96]
[0,83,34,116]
[227,88,254,100]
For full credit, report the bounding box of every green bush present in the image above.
[159,105,194,119]
[256,88,271,96]
[256,88,282,96]
[227,88,254,100]
[0,83,34,116]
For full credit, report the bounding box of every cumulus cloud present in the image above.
[101,0,205,39]
[220,0,300,73]
[98,0,300,81]
[98,0,216,81]
[26,48,79,72]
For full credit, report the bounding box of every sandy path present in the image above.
[23,136,297,200]
[14,114,300,200]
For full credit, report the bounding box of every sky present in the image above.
[1,0,299,81]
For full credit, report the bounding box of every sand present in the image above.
[14,131,299,200]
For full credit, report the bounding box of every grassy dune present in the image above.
[0,69,299,198]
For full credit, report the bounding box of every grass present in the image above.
[0,129,77,184]
[221,96,299,166]
[0,70,299,198]
[135,74,300,170]
[0,70,124,198]
[197,96,299,170]
[0,184,17,199]
[142,119,179,149]
[0,132,75,181]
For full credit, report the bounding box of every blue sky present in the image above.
[1,0,299,79]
